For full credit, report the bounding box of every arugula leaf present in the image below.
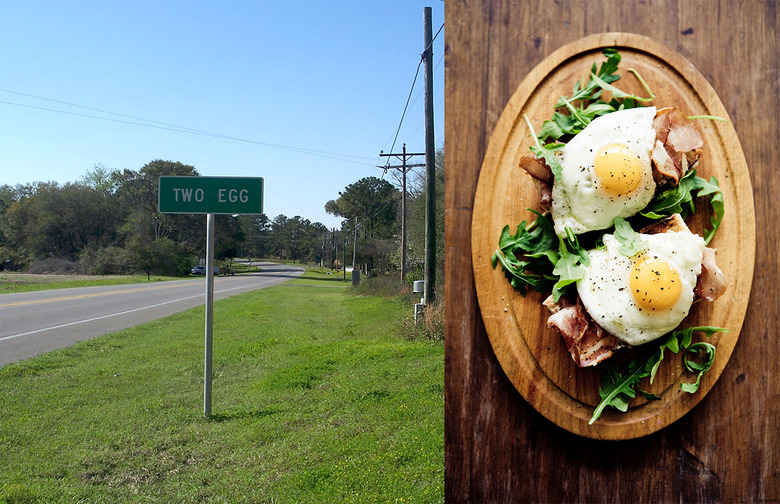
[627,68,656,101]
[687,115,728,122]
[589,71,655,102]
[491,211,559,296]
[693,176,724,245]
[523,114,565,180]
[551,229,590,301]
[648,332,680,384]
[642,170,725,244]
[612,217,648,257]
[565,227,591,266]
[537,119,565,143]
[648,326,727,384]
[642,169,699,218]
[589,325,728,424]
[551,238,583,301]
[556,49,622,108]
[681,342,717,393]
[589,355,654,424]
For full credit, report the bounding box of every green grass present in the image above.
[0,273,179,294]
[0,272,443,503]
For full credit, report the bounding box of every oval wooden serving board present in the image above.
[471,33,755,440]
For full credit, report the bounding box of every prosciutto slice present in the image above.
[519,154,553,212]
[651,107,704,185]
[694,246,727,301]
[544,295,622,367]
[519,154,553,183]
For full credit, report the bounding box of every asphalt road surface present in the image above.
[0,262,303,368]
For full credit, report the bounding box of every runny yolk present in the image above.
[630,257,682,311]
[594,143,643,195]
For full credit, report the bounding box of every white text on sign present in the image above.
[172,188,250,203]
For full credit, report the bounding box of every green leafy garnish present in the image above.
[523,114,565,180]
[551,229,590,302]
[612,217,648,257]
[554,48,622,109]
[591,355,655,422]
[696,176,724,245]
[534,50,655,145]
[491,210,558,296]
[589,326,727,424]
[627,68,656,100]
[687,115,729,122]
[680,342,717,393]
[589,72,655,102]
[642,170,725,245]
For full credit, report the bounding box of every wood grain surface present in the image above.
[445,0,778,502]
[471,33,755,440]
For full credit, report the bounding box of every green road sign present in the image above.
[158,176,264,214]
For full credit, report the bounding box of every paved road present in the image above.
[0,262,303,368]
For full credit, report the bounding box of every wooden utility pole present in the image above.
[380,143,425,281]
[423,6,436,304]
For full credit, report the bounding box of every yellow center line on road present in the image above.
[0,280,206,309]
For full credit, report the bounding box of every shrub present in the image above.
[79,246,137,275]
[25,258,83,275]
[400,301,444,342]
[348,273,410,298]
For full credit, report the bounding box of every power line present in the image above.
[385,59,423,167]
[403,95,444,145]
[0,92,377,167]
[383,21,444,168]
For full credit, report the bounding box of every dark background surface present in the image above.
[444,1,778,502]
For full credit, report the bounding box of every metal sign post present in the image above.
[158,176,263,418]
[204,213,215,417]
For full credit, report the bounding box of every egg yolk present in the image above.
[630,257,682,311]
[594,143,643,195]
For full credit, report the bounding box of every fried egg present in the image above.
[552,107,657,236]
[576,229,705,346]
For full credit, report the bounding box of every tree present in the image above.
[112,160,204,275]
[215,215,245,262]
[0,181,124,264]
[80,163,119,193]
[238,214,271,259]
[325,176,400,274]
[325,176,399,240]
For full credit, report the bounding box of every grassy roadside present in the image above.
[0,273,179,294]
[0,271,443,503]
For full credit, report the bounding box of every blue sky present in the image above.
[0,1,444,229]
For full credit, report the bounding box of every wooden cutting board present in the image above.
[471,33,755,440]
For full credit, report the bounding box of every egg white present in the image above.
[552,107,657,236]
[576,230,705,346]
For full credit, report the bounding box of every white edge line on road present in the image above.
[0,283,263,343]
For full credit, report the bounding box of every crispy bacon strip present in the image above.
[544,295,621,367]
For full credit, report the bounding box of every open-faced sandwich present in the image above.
[491,49,728,423]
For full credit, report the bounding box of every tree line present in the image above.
[0,150,443,280]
